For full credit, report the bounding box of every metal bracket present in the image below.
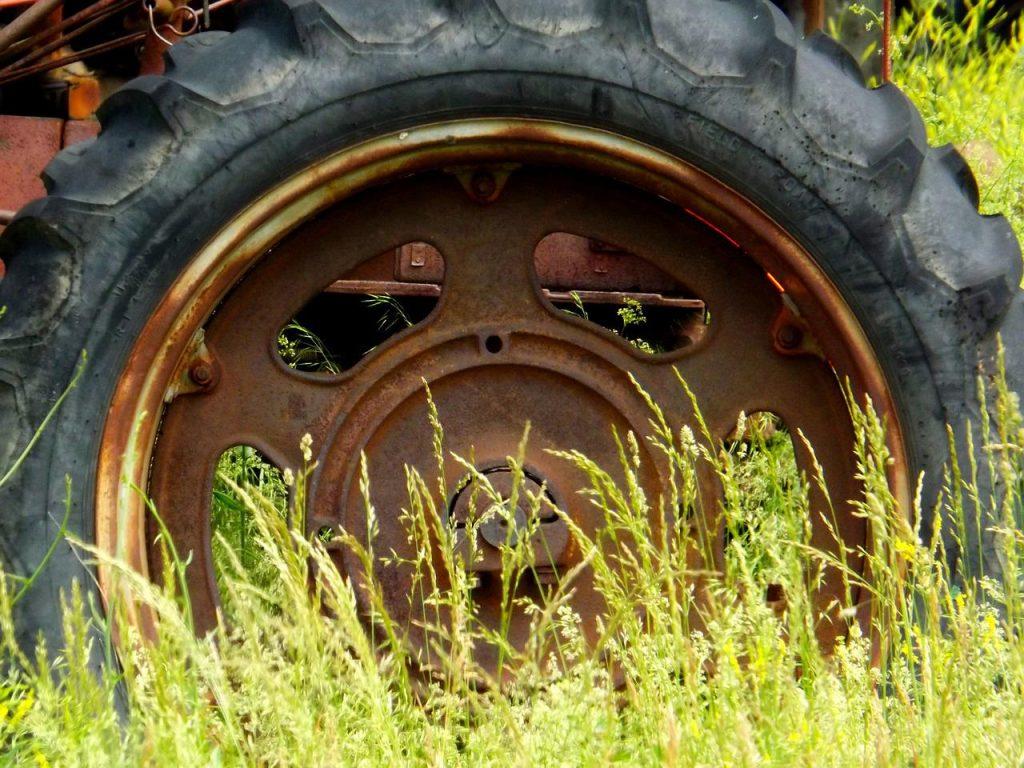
[771,294,825,360]
[164,328,218,403]
[445,163,521,204]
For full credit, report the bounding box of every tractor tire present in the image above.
[0,0,1020,653]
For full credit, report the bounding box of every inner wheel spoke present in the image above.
[148,354,338,634]
[626,304,785,437]
[630,312,866,537]
[427,192,554,330]
[165,353,336,470]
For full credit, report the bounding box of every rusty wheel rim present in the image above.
[96,119,910,670]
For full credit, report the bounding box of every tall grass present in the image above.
[894,0,1024,243]
[2,356,1023,765]
[2,3,1024,765]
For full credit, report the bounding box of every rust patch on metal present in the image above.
[0,117,99,234]
[0,114,61,212]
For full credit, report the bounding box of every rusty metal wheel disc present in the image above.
[96,119,910,671]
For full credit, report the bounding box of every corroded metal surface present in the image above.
[327,238,705,310]
[0,116,98,234]
[0,114,61,213]
[96,119,910,671]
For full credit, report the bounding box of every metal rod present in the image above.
[0,0,134,73]
[325,279,441,298]
[545,289,705,310]
[882,0,893,82]
[1,0,132,62]
[0,0,239,73]
[325,279,705,310]
[0,0,63,53]
[802,0,826,34]
[0,29,145,85]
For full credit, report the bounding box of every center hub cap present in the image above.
[309,322,665,677]
[449,465,569,558]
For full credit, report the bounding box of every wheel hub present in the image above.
[449,466,564,551]
[310,333,663,674]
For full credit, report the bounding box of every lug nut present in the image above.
[470,170,496,200]
[189,360,214,386]
[775,324,803,351]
